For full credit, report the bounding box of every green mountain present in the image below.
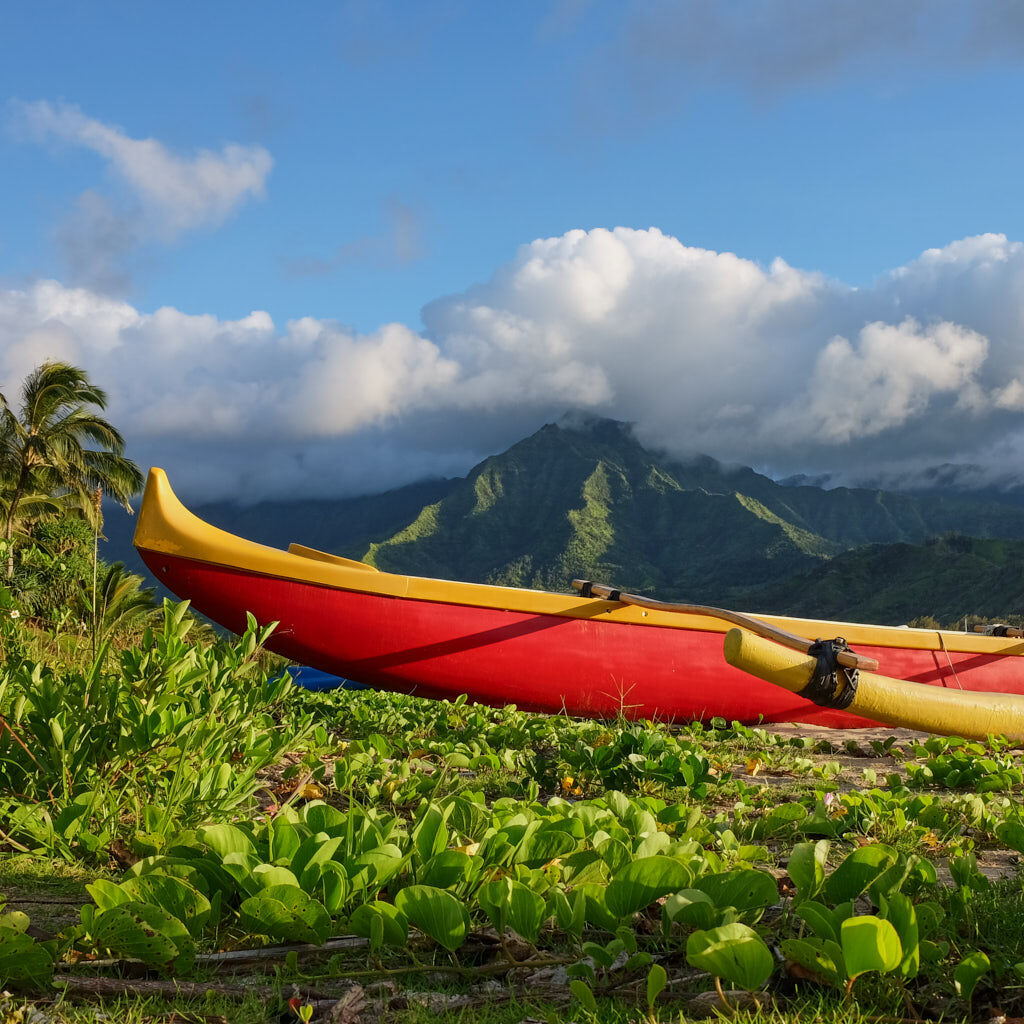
[352,418,1024,605]
[750,534,1024,626]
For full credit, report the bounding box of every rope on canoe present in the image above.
[937,631,964,690]
[800,638,859,710]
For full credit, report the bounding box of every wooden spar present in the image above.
[571,579,880,673]
[724,626,1024,741]
[974,624,1024,638]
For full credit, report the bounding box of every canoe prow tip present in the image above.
[134,466,202,556]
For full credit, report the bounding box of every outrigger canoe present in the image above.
[134,468,1024,731]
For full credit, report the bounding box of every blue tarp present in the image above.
[284,666,368,692]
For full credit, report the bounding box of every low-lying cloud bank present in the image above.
[2,228,1024,500]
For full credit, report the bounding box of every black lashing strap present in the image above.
[578,581,621,601]
[800,638,859,710]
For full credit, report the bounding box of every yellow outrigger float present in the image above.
[724,628,1024,741]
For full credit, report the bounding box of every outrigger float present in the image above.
[135,468,1024,736]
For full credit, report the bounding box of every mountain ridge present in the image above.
[351,418,1024,606]
[102,417,1024,624]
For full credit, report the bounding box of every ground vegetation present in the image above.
[2,607,1024,1023]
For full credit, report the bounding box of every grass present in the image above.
[1,990,268,1022]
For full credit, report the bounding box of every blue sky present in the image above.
[3,2,1024,498]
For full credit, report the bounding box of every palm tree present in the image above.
[78,561,159,654]
[0,361,143,576]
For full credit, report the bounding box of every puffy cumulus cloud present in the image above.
[9,100,272,292]
[4,227,1024,499]
[766,319,990,444]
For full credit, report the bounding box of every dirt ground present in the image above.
[761,723,1023,882]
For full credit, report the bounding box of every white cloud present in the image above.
[3,228,1024,499]
[766,319,990,444]
[14,100,272,236]
[9,100,272,292]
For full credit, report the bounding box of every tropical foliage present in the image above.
[0,361,151,641]
[0,359,143,573]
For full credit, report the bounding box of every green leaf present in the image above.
[646,962,668,1009]
[295,835,345,890]
[686,923,774,991]
[419,850,479,890]
[995,820,1024,854]
[570,979,597,1013]
[840,916,902,982]
[507,881,546,943]
[348,844,405,892]
[117,874,212,937]
[880,893,919,979]
[347,901,409,948]
[515,826,579,868]
[779,936,842,988]
[596,836,632,875]
[796,900,838,944]
[239,885,331,945]
[788,840,829,902]
[87,879,133,912]
[317,861,350,915]
[0,911,29,934]
[412,805,450,865]
[197,823,255,861]
[551,888,586,939]
[605,856,692,918]
[251,864,301,891]
[477,878,512,934]
[0,926,53,985]
[269,817,302,862]
[394,884,469,951]
[694,869,777,918]
[663,889,719,932]
[824,845,897,905]
[954,950,990,1000]
[93,902,195,973]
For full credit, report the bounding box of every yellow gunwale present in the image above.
[133,467,1024,660]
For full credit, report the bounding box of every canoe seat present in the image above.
[287,543,379,572]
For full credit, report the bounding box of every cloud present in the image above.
[565,1,1024,135]
[766,319,990,444]
[3,228,1024,499]
[283,197,426,278]
[9,100,272,291]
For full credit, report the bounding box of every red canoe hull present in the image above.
[139,549,1023,728]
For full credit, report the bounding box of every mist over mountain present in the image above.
[348,418,1024,606]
